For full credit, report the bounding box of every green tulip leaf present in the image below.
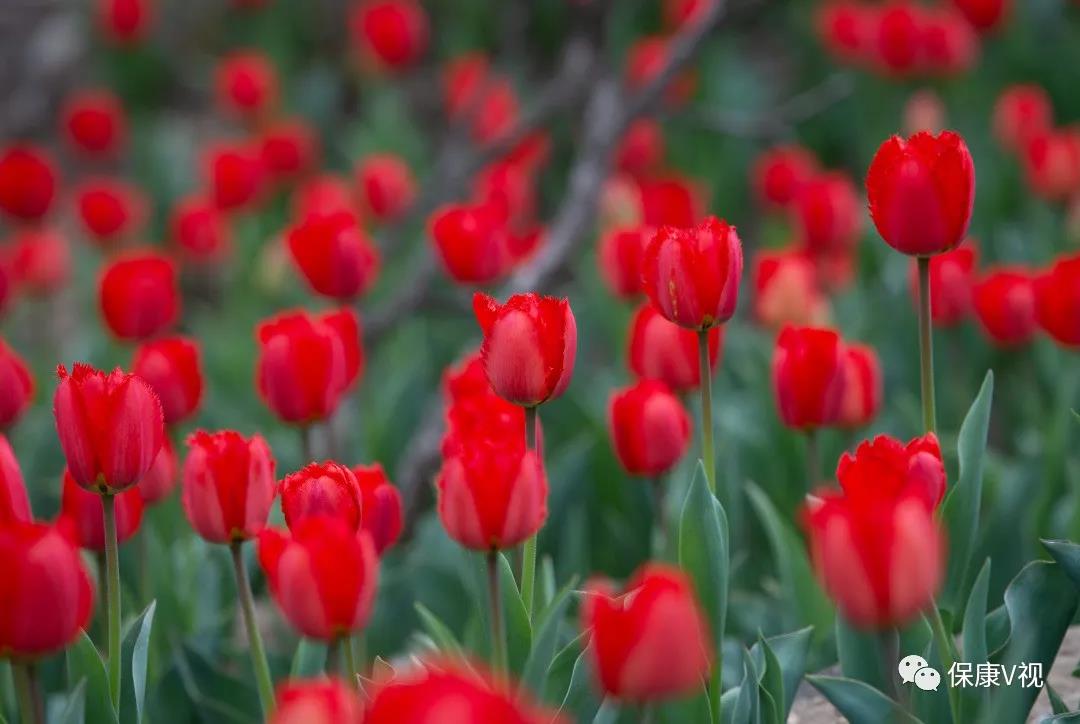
[807,675,921,724]
[67,631,118,724]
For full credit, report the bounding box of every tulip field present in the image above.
[3,0,1080,722]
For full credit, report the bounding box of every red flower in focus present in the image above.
[54,364,165,493]
[139,437,178,505]
[752,145,819,209]
[609,380,692,477]
[349,0,429,71]
[473,292,577,407]
[9,227,71,296]
[752,248,830,330]
[131,336,204,425]
[772,326,847,430]
[0,435,31,524]
[182,430,277,543]
[616,120,666,178]
[356,154,416,222]
[993,85,1053,153]
[170,195,233,264]
[203,142,266,212]
[817,1,872,63]
[627,303,722,392]
[260,119,320,184]
[626,36,696,106]
[1021,128,1080,203]
[75,178,147,245]
[61,89,127,159]
[0,338,33,430]
[1035,254,1080,347]
[286,211,380,301]
[908,241,978,326]
[271,679,364,724]
[951,0,1010,32]
[840,433,946,508]
[255,308,361,424]
[98,0,152,44]
[280,461,363,532]
[0,144,57,222]
[258,516,379,640]
[838,343,883,429]
[99,251,181,341]
[638,175,704,227]
[353,464,403,554]
[582,563,713,701]
[59,469,143,551]
[216,51,279,122]
[972,266,1037,346]
[792,171,862,254]
[0,521,94,658]
[867,131,975,256]
[597,225,654,299]
[641,217,743,331]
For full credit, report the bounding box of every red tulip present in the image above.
[353,463,403,554]
[132,336,204,425]
[365,660,559,724]
[182,430,277,543]
[75,178,147,244]
[0,435,31,524]
[752,248,829,331]
[430,203,536,285]
[443,53,490,118]
[271,679,364,724]
[99,251,181,341]
[993,85,1053,152]
[626,36,696,106]
[840,433,946,509]
[292,175,357,222]
[287,211,380,301]
[627,303,722,392]
[59,469,143,551]
[169,195,233,264]
[867,130,975,256]
[470,79,520,144]
[972,267,1037,346]
[638,175,704,228]
[792,172,862,254]
[817,1,872,63]
[641,217,743,331]
[349,0,429,71]
[951,0,1010,31]
[98,0,152,44]
[753,145,819,210]
[216,51,279,121]
[597,225,654,299]
[280,461,362,532]
[139,437,178,505]
[838,343,883,429]
[474,160,541,230]
[582,563,713,701]
[260,119,320,184]
[356,154,416,222]
[772,326,847,430]
[472,292,577,407]
[871,2,924,76]
[0,338,33,430]
[0,144,57,222]
[441,351,526,458]
[0,521,94,658]
[921,7,979,75]
[908,241,978,326]
[1035,254,1080,347]
[54,364,165,493]
[258,515,379,640]
[255,308,360,424]
[9,227,71,296]
[61,89,127,159]
[609,380,692,477]
[616,120,665,177]
[203,142,266,211]
[1021,128,1080,203]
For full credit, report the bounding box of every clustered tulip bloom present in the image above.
[59,469,144,551]
[0,144,57,222]
[132,336,205,425]
[772,326,848,430]
[75,179,147,245]
[0,338,33,430]
[356,153,416,222]
[608,380,692,477]
[582,563,713,702]
[803,434,946,628]
[430,203,539,285]
[61,89,127,159]
[972,266,1037,346]
[286,211,381,301]
[182,430,277,543]
[270,679,365,724]
[353,463,403,554]
[98,252,181,341]
[441,351,527,457]
[0,435,31,524]
[627,303,722,392]
[280,461,363,532]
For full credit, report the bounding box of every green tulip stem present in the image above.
[102,494,122,710]
[917,256,938,434]
[230,542,275,716]
[487,550,508,673]
[520,406,539,619]
[12,662,43,724]
[698,330,717,495]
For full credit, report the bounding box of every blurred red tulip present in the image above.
[908,241,978,326]
[616,119,665,177]
[772,326,847,430]
[271,679,364,724]
[474,160,540,230]
[473,292,577,407]
[871,2,924,76]
[216,51,279,122]
[792,171,862,254]
[356,153,416,222]
[609,380,692,476]
[258,515,379,640]
[752,248,829,330]
[260,119,320,184]
[817,1,872,63]
[582,563,713,701]
[286,211,380,301]
[59,469,143,551]
[99,251,180,340]
[626,36,696,106]
[0,144,57,222]
[663,0,713,28]
[281,461,363,532]
[597,225,654,299]
[921,7,979,75]
[0,435,31,524]
[838,343,883,429]
[292,175,358,222]
[75,178,148,245]
[441,351,526,458]
[0,339,31,433]
[139,436,178,505]
[0,521,94,658]
[203,142,266,211]
[9,227,71,296]
[353,463,403,554]
[972,266,1038,346]
[867,130,975,256]
[471,79,520,144]
[170,195,233,264]
[182,430,277,543]
[627,303,722,392]
[752,145,819,209]
[638,175,704,228]
[61,89,127,159]
[993,84,1053,152]
[54,364,165,493]
[641,217,743,331]
[349,0,429,71]
[132,336,204,425]
[1035,254,1080,347]
[1021,128,1080,203]
[951,0,1010,31]
[444,53,490,118]
[98,0,152,44]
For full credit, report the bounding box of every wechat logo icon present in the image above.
[899,654,941,691]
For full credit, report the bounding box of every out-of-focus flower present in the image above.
[355,153,415,222]
[0,435,31,523]
[597,225,654,299]
[349,0,429,71]
[663,0,714,29]
[352,464,403,555]
[920,7,979,75]
[132,336,204,425]
[609,380,691,477]
[216,51,279,122]
[1035,253,1080,347]
[182,430,277,543]
[951,0,1010,32]
[260,119,320,184]
[792,171,862,254]
[993,85,1053,153]
[170,195,233,265]
[98,0,152,45]
[9,227,71,296]
[203,142,266,212]
[752,248,830,330]
[908,241,978,326]
[972,266,1038,346]
[1021,128,1080,203]
[99,251,181,341]
[0,144,57,222]
[444,53,490,118]
[138,437,178,505]
[75,178,148,245]
[627,303,722,393]
[871,1,924,76]
[838,343,883,429]
[61,89,127,159]
[638,175,704,228]
[280,461,363,532]
[626,36,697,106]
[292,175,357,221]
[817,1,872,63]
[271,679,364,724]
[441,350,526,458]
[753,145,819,210]
[59,469,143,550]
[286,211,380,301]
[0,338,33,431]
[772,326,847,430]
[616,120,666,178]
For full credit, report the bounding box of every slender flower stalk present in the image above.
[12,663,43,724]
[917,257,937,433]
[805,429,820,489]
[230,542,275,717]
[487,551,508,673]
[102,494,122,709]
[341,635,359,685]
[697,330,717,494]
[927,606,960,721]
[520,406,539,618]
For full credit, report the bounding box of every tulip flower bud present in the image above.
[752,248,830,331]
[59,469,144,550]
[472,292,577,408]
[54,364,165,493]
[430,204,529,285]
[0,144,57,222]
[752,145,819,209]
[349,0,430,71]
[98,0,152,44]
[271,679,365,724]
[582,564,713,701]
[99,251,181,341]
[638,174,704,228]
[170,195,233,265]
[258,516,379,641]
[280,461,363,532]
[921,7,979,76]
[353,463,403,554]
[286,211,381,301]
[182,430,276,543]
[867,130,975,256]
[627,303,722,393]
[641,217,743,331]
[441,351,527,458]
[972,266,1037,346]
[0,521,94,658]
[1035,254,1080,347]
[1021,129,1080,203]
[908,242,978,326]
[356,153,416,222]
[772,326,847,430]
[616,120,665,178]
[951,0,1010,32]
[792,172,862,254]
[132,336,204,426]
[61,89,127,159]
[993,85,1053,153]
[10,227,71,296]
[203,142,266,211]
[139,437,178,505]
[0,338,33,430]
[817,1,872,63]
[215,51,279,122]
[76,178,147,246]
[838,343,883,429]
[608,380,692,477]
[598,226,653,299]
[0,435,31,524]
[871,2,923,76]
[260,119,319,184]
